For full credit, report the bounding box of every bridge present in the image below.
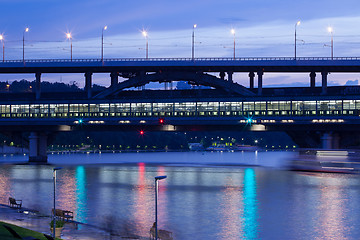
[1,57,360,163]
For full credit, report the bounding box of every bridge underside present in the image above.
[94,71,255,99]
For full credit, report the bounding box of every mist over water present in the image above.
[1,151,360,239]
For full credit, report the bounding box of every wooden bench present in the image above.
[8,197,22,208]
[150,224,173,240]
[52,208,74,221]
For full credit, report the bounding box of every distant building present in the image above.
[176,81,211,90]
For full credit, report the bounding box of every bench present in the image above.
[52,208,74,221]
[8,197,22,208]
[150,224,173,240]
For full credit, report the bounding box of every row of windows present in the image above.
[2,100,360,117]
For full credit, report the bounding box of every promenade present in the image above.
[0,204,144,239]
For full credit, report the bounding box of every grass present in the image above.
[0,221,62,240]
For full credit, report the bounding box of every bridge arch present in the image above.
[94,71,255,99]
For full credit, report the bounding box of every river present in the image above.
[1,151,360,239]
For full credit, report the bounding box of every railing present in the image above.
[1,56,360,64]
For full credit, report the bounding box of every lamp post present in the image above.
[53,167,62,238]
[155,175,167,240]
[23,27,29,62]
[142,30,148,59]
[101,25,107,62]
[66,33,72,61]
[0,35,4,62]
[231,28,236,60]
[295,21,300,60]
[328,27,334,60]
[192,24,197,60]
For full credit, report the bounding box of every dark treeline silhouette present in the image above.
[0,79,106,92]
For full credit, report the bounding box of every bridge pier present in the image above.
[257,71,263,95]
[249,72,255,89]
[321,132,339,149]
[29,132,48,163]
[310,72,316,88]
[321,71,328,95]
[220,72,225,81]
[35,72,41,100]
[85,72,93,98]
[227,71,233,83]
[110,72,118,88]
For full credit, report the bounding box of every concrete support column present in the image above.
[332,133,340,149]
[35,72,41,100]
[220,72,225,81]
[321,132,332,149]
[310,72,316,88]
[227,71,233,83]
[110,72,118,88]
[257,70,263,96]
[249,72,255,89]
[29,132,48,163]
[85,72,93,98]
[321,71,328,95]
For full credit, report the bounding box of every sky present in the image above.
[1,0,360,87]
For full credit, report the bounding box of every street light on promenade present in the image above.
[23,27,29,62]
[53,167,62,238]
[0,34,4,62]
[142,30,148,59]
[294,21,300,60]
[231,28,236,59]
[155,175,167,240]
[101,25,107,62]
[328,27,334,60]
[192,24,197,60]
[66,33,72,61]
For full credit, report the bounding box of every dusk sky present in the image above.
[1,0,360,87]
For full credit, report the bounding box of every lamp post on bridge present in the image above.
[142,30,148,59]
[231,28,236,60]
[294,21,300,60]
[328,27,334,60]
[23,27,29,63]
[192,24,197,60]
[66,33,72,61]
[155,175,167,240]
[0,34,4,62]
[101,25,107,62]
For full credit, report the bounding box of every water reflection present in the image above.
[219,174,243,239]
[242,168,258,240]
[133,163,152,236]
[1,152,360,239]
[75,166,87,224]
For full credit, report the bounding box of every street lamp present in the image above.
[192,24,197,60]
[328,27,334,60]
[53,167,62,238]
[0,34,4,62]
[295,21,300,60]
[101,25,107,62]
[155,175,167,240]
[142,30,148,59]
[66,33,72,61]
[231,28,236,59]
[23,27,29,62]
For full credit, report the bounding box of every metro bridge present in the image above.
[1,57,360,163]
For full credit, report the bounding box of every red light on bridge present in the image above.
[159,118,165,124]
[139,130,144,135]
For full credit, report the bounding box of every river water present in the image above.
[1,151,360,239]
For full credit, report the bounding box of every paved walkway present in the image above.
[0,205,146,239]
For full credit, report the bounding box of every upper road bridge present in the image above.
[1,57,360,99]
[1,57,360,162]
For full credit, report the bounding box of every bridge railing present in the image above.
[2,56,360,64]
